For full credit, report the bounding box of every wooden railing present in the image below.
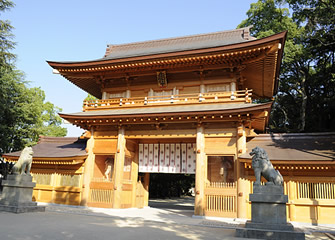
[204,182,237,218]
[206,182,236,188]
[83,89,252,111]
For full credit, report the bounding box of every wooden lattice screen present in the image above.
[297,182,335,200]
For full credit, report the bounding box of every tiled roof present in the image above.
[103,27,255,60]
[239,133,335,161]
[3,137,87,159]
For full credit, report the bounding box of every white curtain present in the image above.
[139,143,196,173]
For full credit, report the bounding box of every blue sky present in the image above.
[3,0,255,136]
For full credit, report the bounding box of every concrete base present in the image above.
[0,174,45,213]
[235,226,305,240]
[250,183,288,225]
[235,183,305,239]
[0,203,45,213]
[245,220,294,231]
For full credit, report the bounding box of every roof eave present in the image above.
[59,102,273,119]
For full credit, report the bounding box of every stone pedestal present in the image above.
[236,183,305,240]
[0,174,45,213]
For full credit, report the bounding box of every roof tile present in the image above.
[103,27,255,60]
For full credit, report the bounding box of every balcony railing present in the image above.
[83,89,252,112]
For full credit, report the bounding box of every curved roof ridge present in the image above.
[106,26,252,49]
[103,26,255,59]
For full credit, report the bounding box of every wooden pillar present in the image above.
[131,144,139,207]
[112,126,126,208]
[143,173,150,207]
[230,81,236,92]
[125,89,131,98]
[199,69,205,94]
[102,92,107,100]
[237,124,248,218]
[200,84,206,93]
[80,129,95,206]
[195,124,206,216]
[288,180,296,221]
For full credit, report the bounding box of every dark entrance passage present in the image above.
[148,173,195,210]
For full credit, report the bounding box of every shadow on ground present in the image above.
[149,196,195,211]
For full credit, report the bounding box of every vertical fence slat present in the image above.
[295,181,334,200]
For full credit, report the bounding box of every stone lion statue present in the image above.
[12,146,33,175]
[250,147,283,185]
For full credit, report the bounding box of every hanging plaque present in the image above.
[157,71,167,88]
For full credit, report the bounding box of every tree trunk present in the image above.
[298,72,308,132]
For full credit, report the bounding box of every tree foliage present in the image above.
[0,0,15,67]
[0,0,66,155]
[287,0,335,131]
[239,0,335,132]
[84,94,97,102]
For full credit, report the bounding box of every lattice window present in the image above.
[108,92,126,99]
[148,87,179,99]
[89,189,113,203]
[32,173,52,185]
[206,84,231,93]
[59,174,81,187]
[297,182,335,200]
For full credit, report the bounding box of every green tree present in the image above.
[0,0,15,67]
[84,94,98,101]
[0,0,66,154]
[239,0,335,132]
[0,70,67,154]
[21,87,67,146]
[287,0,335,131]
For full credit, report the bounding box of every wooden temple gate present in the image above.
[86,135,239,218]
[5,28,335,224]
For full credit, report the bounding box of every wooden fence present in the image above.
[204,182,237,218]
[246,177,335,224]
[87,181,114,208]
[135,181,146,208]
[87,179,136,208]
[32,172,82,205]
[296,182,335,200]
[288,179,335,224]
